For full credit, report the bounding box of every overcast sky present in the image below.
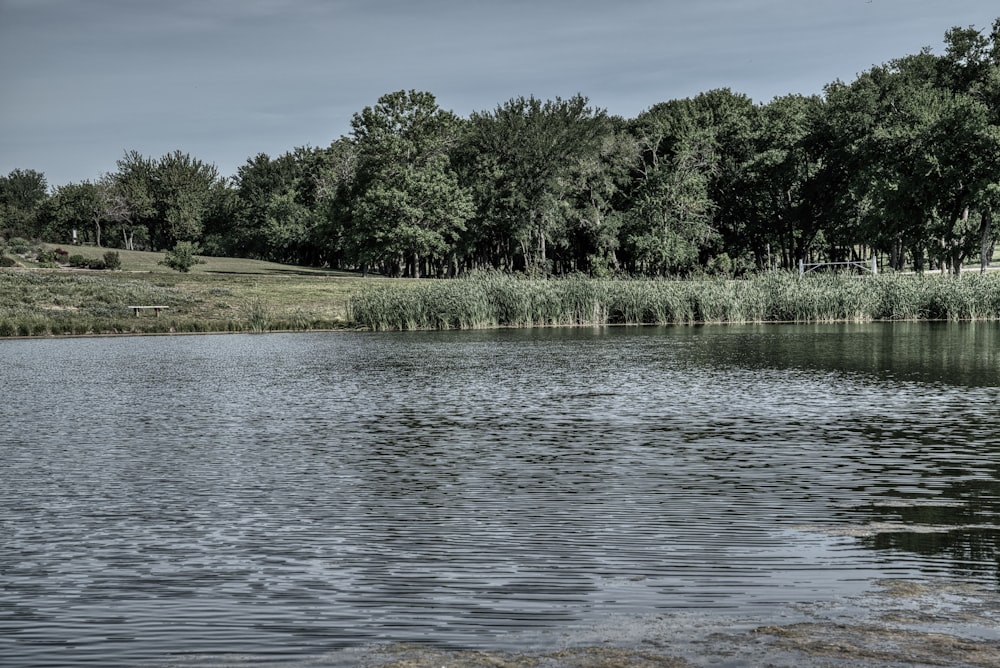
[1,0,997,188]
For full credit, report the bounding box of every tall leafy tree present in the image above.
[231,151,308,260]
[0,168,48,238]
[309,137,359,269]
[937,20,1000,272]
[349,90,473,277]
[221,141,356,266]
[830,37,1000,273]
[39,177,126,247]
[623,90,759,274]
[112,150,223,251]
[151,150,222,248]
[463,95,610,273]
[623,129,718,275]
[38,182,94,243]
[557,121,634,274]
[113,151,158,251]
[690,89,759,271]
[742,94,833,270]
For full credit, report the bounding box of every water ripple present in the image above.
[1,324,998,666]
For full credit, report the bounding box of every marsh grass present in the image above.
[7,263,1000,337]
[350,271,1000,331]
[242,293,272,333]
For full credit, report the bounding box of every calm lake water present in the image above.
[1,323,998,667]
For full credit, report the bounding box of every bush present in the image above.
[160,241,206,273]
[0,256,17,268]
[66,254,108,270]
[102,251,121,271]
[36,249,58,264]
[7,237,31,254]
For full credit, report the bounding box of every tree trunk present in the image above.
[890,236,903,271]
[911,243,925,273]
[951,244,964,276]
[538,225,547,272]
[950,207,970,276]
[980,209,993,273]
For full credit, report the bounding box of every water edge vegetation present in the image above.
[348,270,1000,330]
[3,245,1000,337]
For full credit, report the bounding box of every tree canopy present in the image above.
[10,17,1000,277]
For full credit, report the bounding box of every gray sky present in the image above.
[1,0,997,188]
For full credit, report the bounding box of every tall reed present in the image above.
[242,294,272,333]
[349,271,1000,331]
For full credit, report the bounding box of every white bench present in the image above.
[128,305,170,317]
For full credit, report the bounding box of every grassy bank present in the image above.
[0,246,380,337]
[4,245,1000,336]
[349,271,1000,330]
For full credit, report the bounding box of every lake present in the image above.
[1,323,998,667]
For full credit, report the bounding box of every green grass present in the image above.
[0,246,385,336]
[38,243,351,276]
[5,249,1000,337]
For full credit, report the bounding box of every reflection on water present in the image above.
[0,323,998,667]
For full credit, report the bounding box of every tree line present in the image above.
[3,19,999,277]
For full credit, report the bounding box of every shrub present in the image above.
[67,254,107,270]
[8,237,31,254]
[36,249,58,264]
[160,241,206,273]
[102,251,121,271]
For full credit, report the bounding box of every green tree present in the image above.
[113,151,158,250]
[462,95,610,273]
[622,94,724,274]
[828,33,1000,273]
[937,19,1000,273]
[349,90,473,277]
[623,90,759,274]
[743,94,833,270]
[558,122,634,275]
[227,144,350,266]
[231,151,302,259]
[112,150,223,251]
[38,180,118,246]
[623,130,718,275]
[0,168,48,238]
[152,150,222,248]
[309,137,359,269]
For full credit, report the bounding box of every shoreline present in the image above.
[6,266,1000,338]
[2,316,995,342]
